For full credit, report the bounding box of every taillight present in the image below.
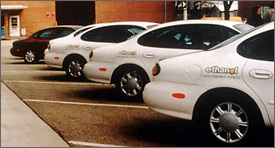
[152,63,161,76]
[47,44,51,50]
[89,50,93,59]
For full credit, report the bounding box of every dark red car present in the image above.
[10,25,83,63]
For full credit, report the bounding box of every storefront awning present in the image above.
[1,5,28,10]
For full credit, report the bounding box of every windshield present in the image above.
[233,24,254,33]
[210,24,264,50]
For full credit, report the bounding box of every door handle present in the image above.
[142,52,155,58]
[83,46,92,50]
[249,70,273,79]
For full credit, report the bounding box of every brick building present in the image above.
[1,1,56,38]
[1,1,175,39]
[1,1,272,39]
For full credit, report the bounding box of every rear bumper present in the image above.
[83,61,116,84]
[44,52,66,69]
[143,81,207,120]
[10,47,23,57]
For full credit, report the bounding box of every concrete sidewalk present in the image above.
[1,82,69,147]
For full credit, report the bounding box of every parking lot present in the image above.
[1,39,274,147]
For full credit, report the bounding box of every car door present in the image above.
[137,24,238,73]
[239,30,274,125]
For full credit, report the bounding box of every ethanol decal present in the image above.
[205,66,238,75]
[117,50,137,56]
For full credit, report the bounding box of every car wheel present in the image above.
[65,57,86,80]
[209,102,249,144]
[24,50,39,63]
[115,67,149,99]
[196,91,264,146]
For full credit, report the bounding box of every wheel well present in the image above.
[110,64,150,84]
[192,87,264,123]
[62,54,87,69]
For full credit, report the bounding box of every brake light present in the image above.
[152,63,161,76]
[89,51,93,59]
[47,44,51,50]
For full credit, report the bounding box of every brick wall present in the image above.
[95,1,176,23]
[1,1,56,37]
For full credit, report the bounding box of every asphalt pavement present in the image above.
[1,39,69,147]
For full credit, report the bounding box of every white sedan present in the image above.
[44,21,158,79]
[143,22,274,144]
[83,20,253,98]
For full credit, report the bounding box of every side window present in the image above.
[199,25,238,49]
[221,26,239,40]
[57,28,75,37]
[237,30,274,61]
[138,25,201,49]
[33,28,58,39]
[81,25,145,43]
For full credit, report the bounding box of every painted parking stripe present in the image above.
[2,80,108,86]
[23,99,149,109]
[68,141,128,147]
[2,70,64,73]
[1,65,47,67]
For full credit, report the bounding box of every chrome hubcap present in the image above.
[120,71,143,97]
[209,102,249,143]
[68,61,82,78]
[25,51,35,63]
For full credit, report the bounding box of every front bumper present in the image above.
[143,81,207,120]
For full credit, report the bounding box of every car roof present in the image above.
[43,25,84,30]
[151,19,246,30]
[87,21,159,29]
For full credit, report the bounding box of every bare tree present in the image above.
[223,1,234,20]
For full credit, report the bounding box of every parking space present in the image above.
[1,40,273,147]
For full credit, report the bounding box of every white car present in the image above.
[143,22,274,144]
[83,20,253,98]
[44,21,158,79]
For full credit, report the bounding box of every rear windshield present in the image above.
[233,24,254,33]
[74,27,94,37]
[210,24,262,50]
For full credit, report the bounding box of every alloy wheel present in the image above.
[68,60,83,78]
[209,102,249,143]
[120,71,143,97]
[25,51,36,63]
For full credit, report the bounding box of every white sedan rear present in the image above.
[143,22,274,145]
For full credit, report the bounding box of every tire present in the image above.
[195,91,264,146]
[24,50,39,63]
[114,66,150,99]
[64,56,87,80]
